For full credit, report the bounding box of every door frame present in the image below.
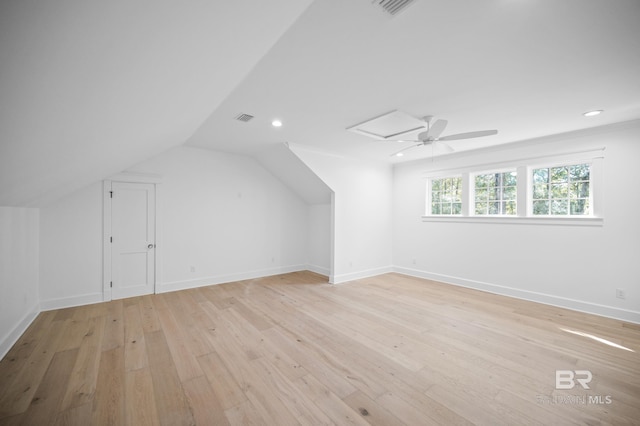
[103,172,162,301]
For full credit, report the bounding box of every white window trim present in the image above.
[422,147,605,226]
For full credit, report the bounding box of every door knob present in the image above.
[148,244,155,249]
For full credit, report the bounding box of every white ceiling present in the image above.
[188,0,640,161]
[2,0,639,207]
[0,0,312,206]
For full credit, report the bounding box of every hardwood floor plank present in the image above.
[156,307,204,383]
[60,316,105,411]
[100,300,124,352]
[0,317,65,418]
[91,346,125,425]
[197,351,247,410]
[19,348,78,426]
[123,303,148,372]
[144,330,195,426]
[342,390,406,426]
[0,311,56,390]
[124,368,160,426]
[182,376,229,426]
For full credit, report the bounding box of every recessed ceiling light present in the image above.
[396,152,404,157]
[583,110,603,117]
[271,119,283,127]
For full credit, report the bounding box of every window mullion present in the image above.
[462,173,471,216]
[517,165,529,217]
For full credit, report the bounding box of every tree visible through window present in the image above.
[431,177,462,215]
[532,164,590,215]
[474,171,517,215]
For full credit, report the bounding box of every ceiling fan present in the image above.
[388,116,498,157]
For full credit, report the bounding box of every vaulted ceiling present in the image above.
[2,0,639,207]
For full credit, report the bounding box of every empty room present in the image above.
[1,0,639,424]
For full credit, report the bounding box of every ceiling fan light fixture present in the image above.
[583,110,603,117]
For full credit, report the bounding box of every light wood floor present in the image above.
[0,272,639,425]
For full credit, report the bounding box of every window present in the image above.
[532,163,590,215]
[474,171,517,215]
[430,176,462,215]
[422,148,603,225]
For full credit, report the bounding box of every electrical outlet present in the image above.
[616,288,626,299]
[190,266,196,273]
[412,258,417,265]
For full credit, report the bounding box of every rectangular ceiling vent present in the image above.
[234,113,254,122]
[371,0,417,17]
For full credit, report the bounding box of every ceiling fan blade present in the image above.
[427,119,448,139]
[434,141,454,153]
[438,129,498,141]
[390,143,421,157]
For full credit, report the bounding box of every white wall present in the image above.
[393,121,640,323]
[307,203,332,276]
[125,146,310,292]
[0,207,40,359]
[39,182,103,309]
[290,145,393,283]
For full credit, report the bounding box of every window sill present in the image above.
[421,215,604,227]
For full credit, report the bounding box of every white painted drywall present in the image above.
[289,145,394,283]
[125,146,310,292]
[392,121,640,323]
[308,203,332,276]
[39,182,104,309]
[37,145,316,307]
[0,207,40,359]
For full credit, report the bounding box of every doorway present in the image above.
[103,180,157,300]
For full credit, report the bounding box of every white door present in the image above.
[111,182,156,299]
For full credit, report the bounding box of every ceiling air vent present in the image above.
[371,0,417,16]
[234,113,254,122]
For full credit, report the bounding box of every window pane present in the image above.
[533,184,548,199]
[551,167,568,183]
[441,204,452,214]
[533,200,549,215]
[475,202,487,215]
[452,203,462,215]
[504,172,517,186]
[551,183,568,198]
[431,203,441,214]
[432,180,441,191]
[504,201,517,215]
[488,202,500,215]
[570,199,589,215]
[570,164,590,181]
[503,186,516,200]
[551,199,568,215]
[475,188,487,201]
[533,168,548,184]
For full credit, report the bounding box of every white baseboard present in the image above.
[0,302,40,360]
[394,267,640,325]
[159,264,309,293]
[331,265,394,285]
[40,292,104,311]
[306,264,330,277]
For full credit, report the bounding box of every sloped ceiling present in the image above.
[0,0,312,207]
[188,0,640,161]
[2,0,639,207]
